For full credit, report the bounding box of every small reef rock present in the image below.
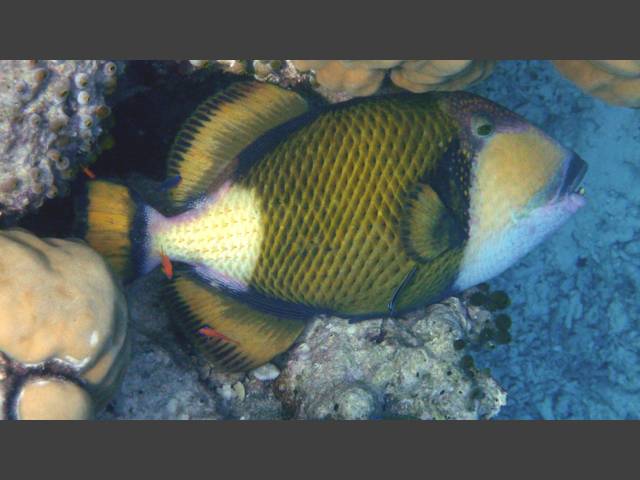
[0,228,130,419]
[0,60,121,219]
[104,272,506,420]
[275,300,506,420]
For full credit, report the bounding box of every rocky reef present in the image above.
[98,272,505,420]
[275,301,505,420]
[0,60,120,219]
[0,228,130,419]
[178,60,640,108]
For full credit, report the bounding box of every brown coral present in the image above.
[390,60,495,93]
[291,60,495,98]
[554,60,640,108]
[0,228,130,419]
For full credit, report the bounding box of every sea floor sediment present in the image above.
[470,60,640,419]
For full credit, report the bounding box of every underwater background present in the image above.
[2,59,639,419]
[469,60,640,419]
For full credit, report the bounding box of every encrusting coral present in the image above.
[0,60,121,219]
[554,60,640,108]
[0,228,130,419]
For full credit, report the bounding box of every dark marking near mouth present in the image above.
[428,138,472,238]
[560,153,588,195]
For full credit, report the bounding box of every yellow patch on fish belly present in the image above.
[153,185,264,286]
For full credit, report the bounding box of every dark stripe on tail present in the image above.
[74,179,151,282]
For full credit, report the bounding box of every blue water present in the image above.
[468,60,640,419]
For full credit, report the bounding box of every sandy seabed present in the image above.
[470,60,640,419]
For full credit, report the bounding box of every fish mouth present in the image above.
[560,153,588,197]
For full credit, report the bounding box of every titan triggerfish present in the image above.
[76,81,587,371]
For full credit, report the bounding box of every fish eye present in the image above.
[472,117,494,137]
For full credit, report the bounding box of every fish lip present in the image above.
[566,192,587,211]
[560,153,588,195]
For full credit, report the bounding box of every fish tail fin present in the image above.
[75,179,163,281]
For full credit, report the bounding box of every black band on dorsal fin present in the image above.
[165,81,309,210]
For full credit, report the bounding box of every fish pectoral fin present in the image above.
[166,81,309,210]
[400,182,465,263]
[165,273,305,372]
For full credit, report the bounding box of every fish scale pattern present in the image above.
[244,96,462,316]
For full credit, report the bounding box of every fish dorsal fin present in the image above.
[166,81,310,208]
[400,182,465,263]
[166,273,305,372]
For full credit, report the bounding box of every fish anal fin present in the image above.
[167,81,309,208]
[167,274,305,372]
[401,182,465,263]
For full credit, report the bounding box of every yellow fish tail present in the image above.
[75,179,157,281]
